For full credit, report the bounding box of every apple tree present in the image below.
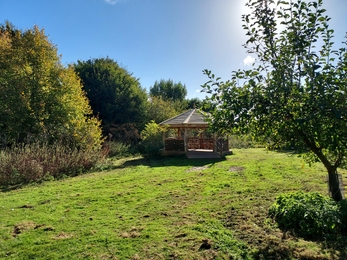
[202,0,347,201]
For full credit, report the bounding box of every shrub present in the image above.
[139,121,167,158]
[269,191,342,239]
[104,141,131,158]
[339,199,347,234]
[0,142,105,186]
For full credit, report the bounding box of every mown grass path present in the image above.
[1,148,346,259]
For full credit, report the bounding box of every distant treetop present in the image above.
[149,79,187,102]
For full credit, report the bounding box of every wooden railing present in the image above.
[187,137,214,150]
[164,137,229,153]
[164,139,184,152]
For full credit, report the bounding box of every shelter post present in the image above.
[184,128,188,152]
[213,133,217,153]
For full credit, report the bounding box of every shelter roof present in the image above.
[159,109,208,128]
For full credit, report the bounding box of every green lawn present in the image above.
[1,148,346,259]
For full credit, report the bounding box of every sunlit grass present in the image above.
[1,148,346,259]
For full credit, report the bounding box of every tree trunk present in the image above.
[306,142,344,201]
[301,134,344,202]
[327,165,344,202]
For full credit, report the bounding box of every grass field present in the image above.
[1,148,347,259]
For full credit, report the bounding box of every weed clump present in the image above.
[0,142,105,186]
[269,191,345,239]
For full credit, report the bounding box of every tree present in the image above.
[149,79,187,102]
[0,22,102,150]
[74,58,148,133]
[202,0,347,201]
[139,120,168,158]
[145,96,178,124]
[185,97,202,109]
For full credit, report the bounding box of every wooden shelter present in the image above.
[159,109,231,158]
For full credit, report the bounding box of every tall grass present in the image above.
[0,142,106,186]
[229,134,261,149]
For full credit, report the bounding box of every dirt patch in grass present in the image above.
[120,226,143,238]
[120,231,141,238]
[229,166,245,172]
[42,226,55,231]
[187,166,208,172]
[12,221,37,237]
[12,221,55,238]
[199,238,213,250]
[18,204,34,209]
[53,232,74,240]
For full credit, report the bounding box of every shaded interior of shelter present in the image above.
[159,109,232,159]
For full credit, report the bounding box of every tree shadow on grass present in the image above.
[252,243,293,260]
[252,237,347,260]
[272,149,302,155]
[112,154,226,169]
[0,155,227,192]
[251,233,347,260]
[1,183,25,192]
[319,235,347,260]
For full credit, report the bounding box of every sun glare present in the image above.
[240,0,277,16]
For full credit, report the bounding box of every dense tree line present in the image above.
[0,21,201,150]
[150,79,187,102]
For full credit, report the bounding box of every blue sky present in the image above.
[1,0,346,99]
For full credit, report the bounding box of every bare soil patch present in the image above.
[229,166,245,172]
[187,166,208,172]
[12,221,37,237]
